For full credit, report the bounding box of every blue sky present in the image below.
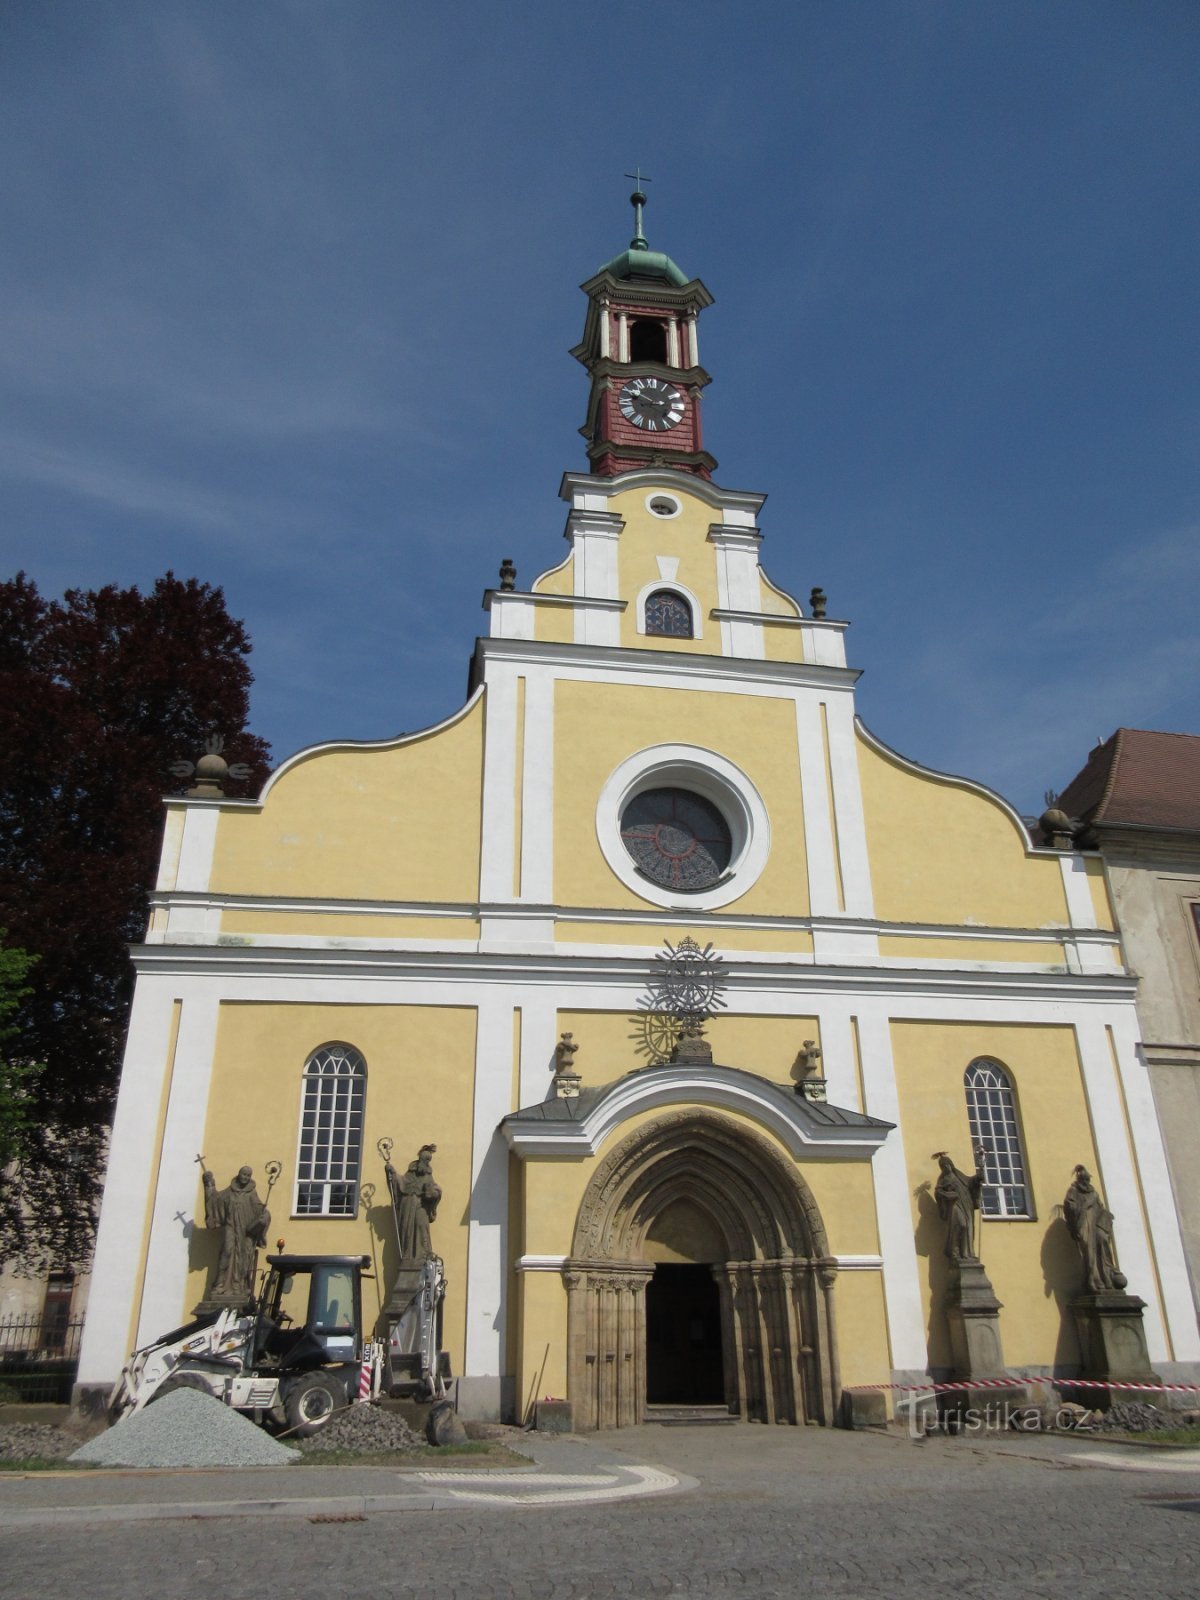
[3,1,1197,815]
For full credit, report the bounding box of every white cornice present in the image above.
[128,940,1138,1002]
[502,1064,890,1161]
[473,635,861,692]
[559,469,766,520]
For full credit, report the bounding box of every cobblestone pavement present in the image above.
[4,1424,1200,1600]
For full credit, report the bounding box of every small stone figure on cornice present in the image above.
[794,1039,827,1102]
[499,557,517,592]
[170,735,251,799]
[933,1148,986,1264]
[809,587,827,620]
[1064,1165,1127,1293]
[553,1032,582,1098]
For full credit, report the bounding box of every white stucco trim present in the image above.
[475,634,860,695]
[464,994,514,1380]
[645,491,682,519]
[794,696,841,918]
[634,578,704,640]
[595,744,771,912]
[503,1064,889,1161]
[834,1254,885,1271]
[518,989,559,1110]
[1060,854,1100,928]
[135,993,222,1350]
[559,469,765,525]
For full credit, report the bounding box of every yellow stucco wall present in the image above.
[1085,857,1116,931]
[890,1019,1096,1371]
[553,922,815,955]
[193,1002,478,1370]
[208,697,485,904]
[219,912,479,942]
[877,936,1066,966]
[553,1009,823,1094]
[532,552,574,596]
[857,733,1070,930]
[553,680,811,916]
[609,487,721,655]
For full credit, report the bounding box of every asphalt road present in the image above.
[4,1424,1200,1599]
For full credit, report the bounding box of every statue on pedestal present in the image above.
[1063,1165,1127,1293]
[933,1147,986,1263]
[385,1143,441,1262]
[200,1163,270,1304]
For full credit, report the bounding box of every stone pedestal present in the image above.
[192,1290,252,1317]
[1067,1291,1161,1406]
[945,1261,1007,1380]
[385,1261,425,1319]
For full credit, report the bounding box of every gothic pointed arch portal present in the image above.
[564,1110,842,1429]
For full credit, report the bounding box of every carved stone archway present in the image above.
[565,1109,840,1429]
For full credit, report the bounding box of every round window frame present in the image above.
[644,491,682,519]
[597,744,771,910]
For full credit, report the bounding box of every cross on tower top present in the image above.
[624,169,651,248]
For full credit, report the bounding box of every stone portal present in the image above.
[565,1109,840,1429]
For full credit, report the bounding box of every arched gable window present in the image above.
[295,1042,366,1217]
[964,1058,1031,1218]
[645,589,694,639]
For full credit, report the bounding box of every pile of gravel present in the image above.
[1094,1401,1181,1433]
[0,1421,78,1463]
[70,1387,298,1468]
[296,1402,421,1454]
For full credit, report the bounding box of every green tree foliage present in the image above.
[0,573,271,1271]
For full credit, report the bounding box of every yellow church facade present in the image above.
[77,202,1199,1425]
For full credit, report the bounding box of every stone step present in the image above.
[643,1403,739,1426]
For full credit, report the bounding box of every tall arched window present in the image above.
[645,589,694,638]
[295,1043,366,1217]
[630,318,667,364]
[964,1058,1031,1218]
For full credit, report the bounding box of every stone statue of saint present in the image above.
[386,1144,441,1262]
[1063,1165,1127,1293]
[202,1165,270,1301]
[933,1148,986,1264]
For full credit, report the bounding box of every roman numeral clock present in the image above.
[572,177,717,479]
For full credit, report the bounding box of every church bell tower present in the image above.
[572,181,716,479]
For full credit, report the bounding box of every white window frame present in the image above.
[635,579,704,640]
[964,1058,1032,1219]
[596,743,771,911]
[294,1042,366,1218]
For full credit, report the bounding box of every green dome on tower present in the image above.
[598,180,691,287]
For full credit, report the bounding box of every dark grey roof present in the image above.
[502,1063,893,1132]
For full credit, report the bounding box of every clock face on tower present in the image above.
[619,377,686,432]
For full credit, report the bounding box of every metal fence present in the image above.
[0,1313,85,1404]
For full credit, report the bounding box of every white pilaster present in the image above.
[856,1008,928,1371]
[599,300,611,360]
[666,319,680,367]
[76,981,182,1386]
[707,525,764,658]
[824,695,875,920]
[686,313,698,366]
[478,666,520,905]
[793,694,841,918]
[135,992,222,1348]
[1072,1014,1174,1360]
[176,806,219,892]
[1108,1010,1200,1359]
[518,989,560,1108]
[464,994,515,1378]
[617,313,629,363]
[519,670,555,903]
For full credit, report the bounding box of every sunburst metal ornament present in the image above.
[643,936,727,1063]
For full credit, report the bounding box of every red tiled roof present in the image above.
[1056,728,1200,833]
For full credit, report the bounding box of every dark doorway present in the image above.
[645,1263,724,1405]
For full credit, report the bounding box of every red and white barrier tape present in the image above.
[846,1377,1200,1395]
[357,1349,373,1402]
